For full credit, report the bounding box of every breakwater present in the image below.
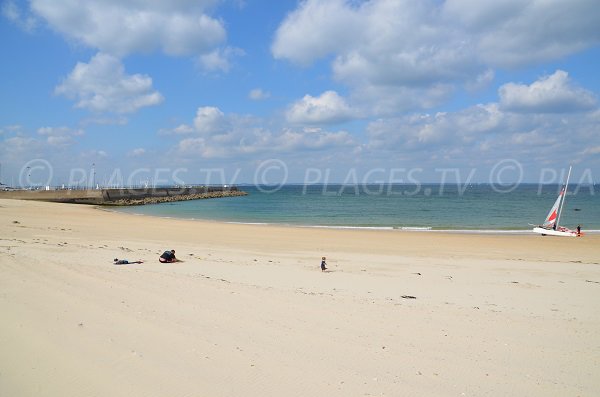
[0,186,247,206]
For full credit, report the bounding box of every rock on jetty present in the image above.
[107,189,247,206]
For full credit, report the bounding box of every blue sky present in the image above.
[1,0,599,187]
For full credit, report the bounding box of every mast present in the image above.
[556,166,572,228]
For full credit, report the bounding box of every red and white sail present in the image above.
[542,188,563,228]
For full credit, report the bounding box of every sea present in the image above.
[113,184,600,233]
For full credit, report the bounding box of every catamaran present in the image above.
[532,166,580,237]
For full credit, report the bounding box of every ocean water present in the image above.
[113,184,600,232]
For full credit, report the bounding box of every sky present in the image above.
[1,0,600,187]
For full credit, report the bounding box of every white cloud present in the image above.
[350,83,455,116]
[365,89,600,168]
[55,53,164,114]
[287,91,354,124]
[275,128,354,151]
[2,136,40,153]
[0,125,25,135]
[273,0,480,84]
[499,70,597,113]
[197,47,244,73]
[444,0,600,67]
[30,0,225,57]
[158,124,196,135]
[170,106,356,159]
[2,0,36,32]
[249,88,270,101]
[272,0,362,65]
[37,126,84,136]
[272,0,600,115]
[193,106,228,135]
[37,126,84,147]
[174,124,195,135]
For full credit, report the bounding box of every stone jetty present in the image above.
[0,186,247,206]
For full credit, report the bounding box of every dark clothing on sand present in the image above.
[160,251,176,263]
[114,259,143,265]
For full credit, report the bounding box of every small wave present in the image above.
[300,225,395,230]
[226,221,270,226]
[429,229,538,235]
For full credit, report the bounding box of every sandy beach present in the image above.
[1,198,599,396]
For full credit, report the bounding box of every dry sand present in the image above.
[1,198,599,396]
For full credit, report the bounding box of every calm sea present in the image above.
[113,184,600,233]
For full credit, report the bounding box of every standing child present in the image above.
[321,256,327,272]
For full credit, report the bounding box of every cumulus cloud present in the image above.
[55,53,164,114]
[30,0,225,57]
[272,0,362,65]
[286,91,354,124]
[273,0,600,115]
[193,106,229,135]
[197,47,244,73]
[499,70,597,113]
[2,136,40,154]
[170,106,356,158]
[0,125,25,135]
[275,0,479,83]
[275,128,353,151]
[350,83,455,117]
[273,0,481,114]
[365,76,600,167]
[37,126,84,147]
[0,126,55,163]
[275,0,600,70]
[444,0,600,67]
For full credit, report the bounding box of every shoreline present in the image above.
[2,198,599,396]
[104,204,600,235]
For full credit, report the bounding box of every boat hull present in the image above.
[532,227,578,237]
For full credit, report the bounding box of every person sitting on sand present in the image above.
[159,249,178,263]
[113,258,143,265]
[321,256,327,272]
